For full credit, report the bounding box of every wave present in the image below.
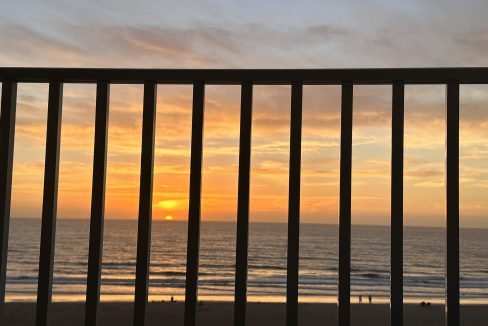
[5,220,488,301]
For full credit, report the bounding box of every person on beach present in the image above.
[359,295,362,304]
[368,294,372,304]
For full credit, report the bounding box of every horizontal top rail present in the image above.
[1,67,488,84]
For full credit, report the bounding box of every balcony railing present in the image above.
[1,67,487,326]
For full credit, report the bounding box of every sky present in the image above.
[2,0,488,227]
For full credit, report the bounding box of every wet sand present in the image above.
[4,302,487,325]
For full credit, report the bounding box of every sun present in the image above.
[164,215,174,221]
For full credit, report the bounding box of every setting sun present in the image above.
[164,215,174,221]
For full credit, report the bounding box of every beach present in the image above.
[4,221,488,325]
[4,302,487,325]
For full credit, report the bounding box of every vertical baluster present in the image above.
[234,82,253,326]
[85,81,110,326]
[286,82,303,326]
[338,82,353,326]
[0,81,17,323]
[391,82,404,326]
[446,81,460,326]
[36,81,63,326]
[133,82,157,326]
[184,82,205,326]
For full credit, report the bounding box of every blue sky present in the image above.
[2,0,488,68]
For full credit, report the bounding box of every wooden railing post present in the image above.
[36,81,63,326]
[133,82,158,326]
[286,82,303,326]
[338,82,353,326]
[0,81,17,323]
[184,82,205,326]
[85,81,110,326]
[391,82,405,326]
[446,81,460,326]
[234,82,253,326]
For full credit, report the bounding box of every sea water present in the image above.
[5,218,488,304]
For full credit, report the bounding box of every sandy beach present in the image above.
[3,302,487,325]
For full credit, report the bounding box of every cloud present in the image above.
[0,21,352,68]
[4,0,488,225]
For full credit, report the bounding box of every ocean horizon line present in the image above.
[9,216,488,230]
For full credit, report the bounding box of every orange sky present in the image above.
[3,1,488,227]
[6,83,488,227]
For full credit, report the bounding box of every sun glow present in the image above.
[158,200,180,210]
[165,215,174,221]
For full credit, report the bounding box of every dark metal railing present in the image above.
[1,67,482,326]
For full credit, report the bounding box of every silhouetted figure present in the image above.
[199,300,205,307]
[421,301,426,307]
[359,295,362,304]
[171,296,175,303]
[368,294,372,304]
[427,302,431,307]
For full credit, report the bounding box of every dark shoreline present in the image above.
[4,302,488,325]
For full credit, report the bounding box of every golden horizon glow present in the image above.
[7,83,488,228]
[165,215,174,221]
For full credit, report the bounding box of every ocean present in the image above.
[5,218,488,304]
